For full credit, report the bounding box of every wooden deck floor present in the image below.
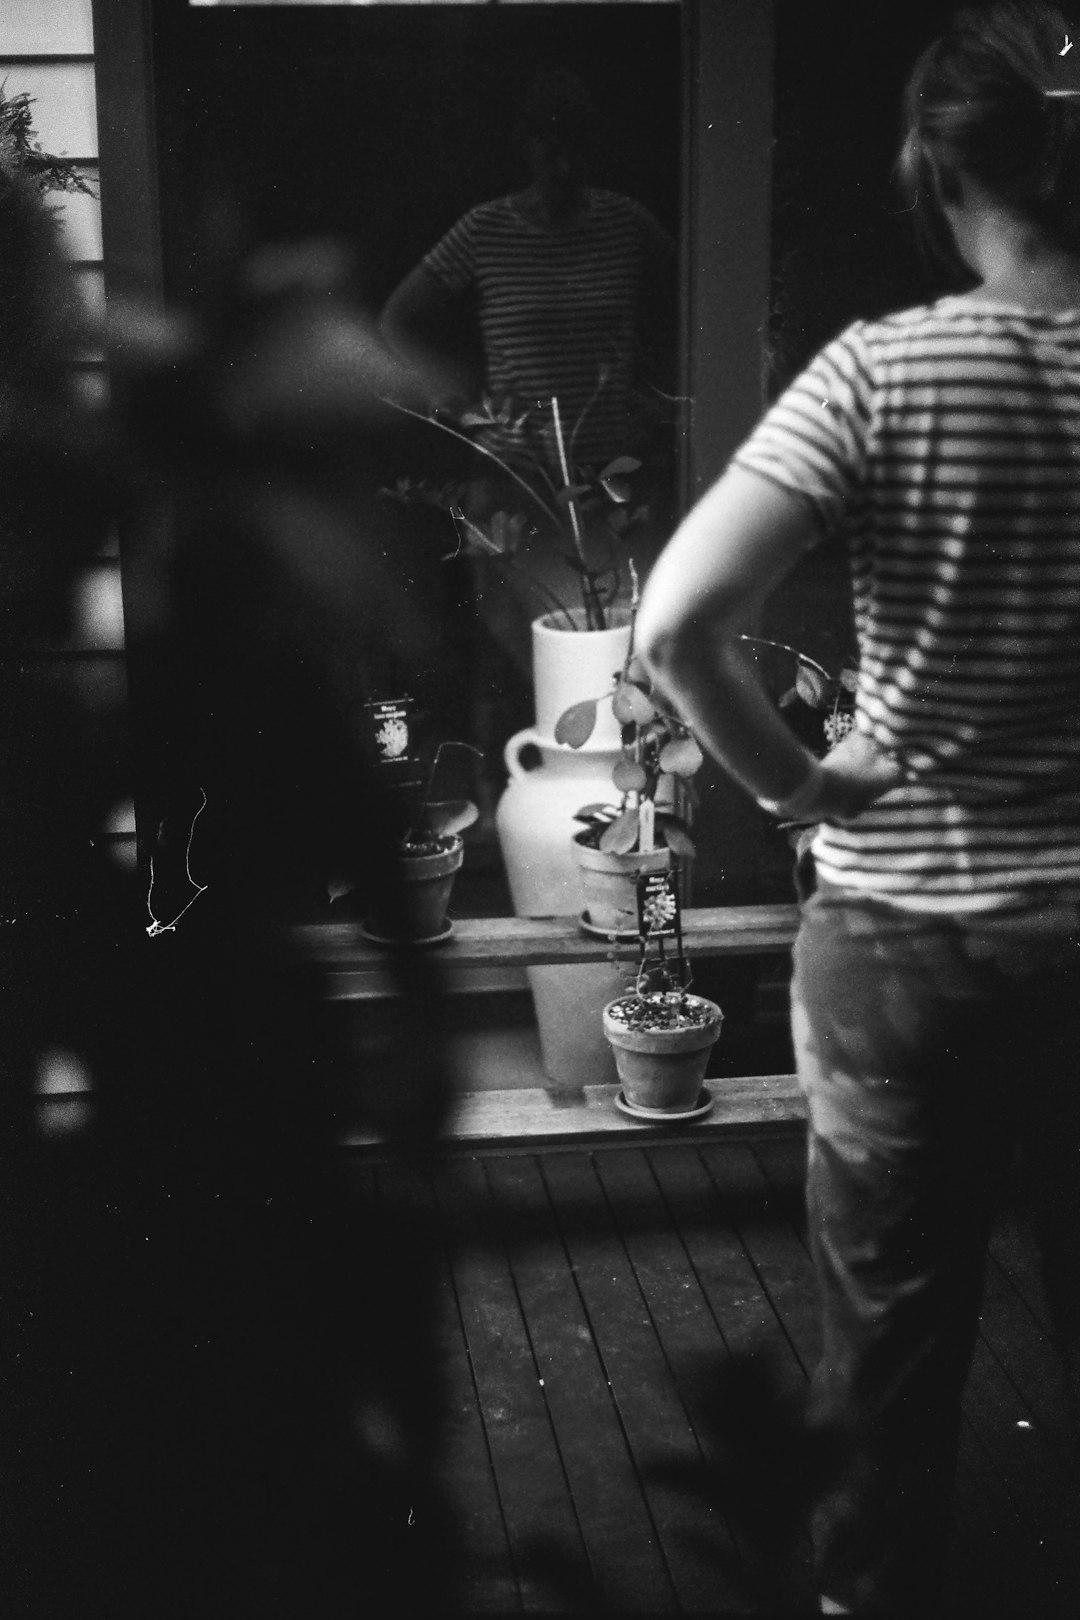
[358,1131,1080,1615]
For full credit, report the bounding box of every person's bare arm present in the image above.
[635,464,901,822]
[379,265,476,407]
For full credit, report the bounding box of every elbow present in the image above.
[637,590,748,709]
[636,610,709,697]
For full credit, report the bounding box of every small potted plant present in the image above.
[739,633,858,755]
[554,567,704,936]
[362,741,480,945]
[603,881,723,1118]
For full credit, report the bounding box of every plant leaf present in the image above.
[555,699,598,748]
[612,757,648,793]
[420,799,478,837]
[598,455,642,478]
[600,476,631,504]
[655,813,696,857]
[489,510,528,553]
[612,681,657,725]
[572,802,618,823]
[657,735,704,778]
[795,662,830,707]
[556,484,592,506]
[599,806,641,854]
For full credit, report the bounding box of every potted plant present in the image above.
[554,568,704,936]
[739,633,858,755]
[736,634,858,872]
[382,387,654,637]
[362,742,479,945]
[603,882,723,1119]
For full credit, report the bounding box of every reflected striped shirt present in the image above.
[734,297,1080,913]
[423,189,674,464]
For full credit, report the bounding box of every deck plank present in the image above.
[978,1255,1079,1474]
[945,1419,1076,1618]
[356,1137,1080,1613]
[745,1134,809,1245]
[482,1154,680,1614]
[429,1157,591,1612]
[539,1150,736,1613]
[645,1145,808,1379]
[371,1163,521,1613]
[988,1197,1053,1334]
[697,1143,821,1375]
[961,1335,1080,1592]
[594,1147,803,1613]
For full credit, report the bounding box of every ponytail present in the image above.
[898,2,1080,267]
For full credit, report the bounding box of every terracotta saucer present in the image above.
[360,919,455,949]
[578,910,640,942]
[614,1089,714,1123]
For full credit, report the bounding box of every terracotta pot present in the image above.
[603,993,723,1113]
[573,832,672,935]
[369,835,464,941]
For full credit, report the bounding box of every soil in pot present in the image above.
[603,992,723,1114]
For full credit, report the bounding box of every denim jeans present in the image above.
[791,874,1080,1614]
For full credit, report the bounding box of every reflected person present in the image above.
[381,67,676,473]
[381,68,676,778]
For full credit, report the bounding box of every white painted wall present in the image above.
[3,0,94,54]
[1,0,119,653]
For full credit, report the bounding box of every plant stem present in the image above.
[449,509,578,630]
[386,397,563,528]
[551,395,604,630]
[568,366,608,464]
[737,633,831,682]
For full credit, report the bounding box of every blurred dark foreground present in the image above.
[0,191,464,1616]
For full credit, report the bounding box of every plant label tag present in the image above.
[638,796,655,852]
[637,869,680,939]
[366,698,420,780]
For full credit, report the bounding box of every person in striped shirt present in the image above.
[382,71,676,798]
[637,4,1080,1614]
[381,69,676,469]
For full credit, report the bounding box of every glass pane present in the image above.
[152,0,682,923]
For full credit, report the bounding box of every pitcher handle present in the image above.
[504,726,542,781]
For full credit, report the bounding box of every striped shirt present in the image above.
[734,297,1080,915]
[423,188,674,465]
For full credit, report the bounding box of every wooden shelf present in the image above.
[341,1072,806,1154]
[302,905,803,1145]
[293,904,800,1001]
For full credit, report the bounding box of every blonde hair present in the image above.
[898,2,1080,269]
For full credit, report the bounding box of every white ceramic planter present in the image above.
[495,610,635,1088]
[530,608,631,747]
